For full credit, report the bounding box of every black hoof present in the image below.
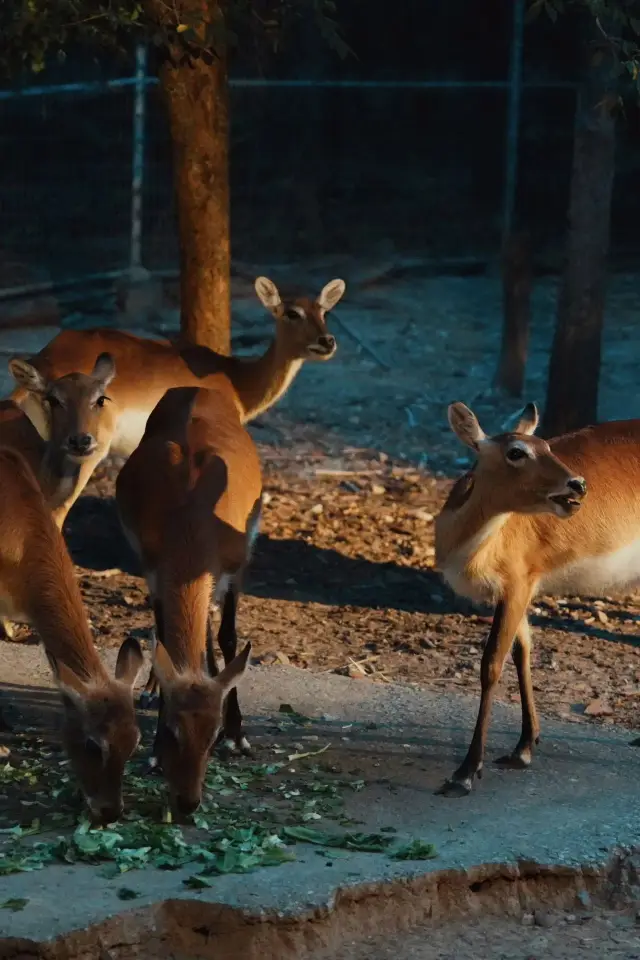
[495,752,531,769]
[435,775,474,797]
[216,735,252,759]
[147,755,163,775]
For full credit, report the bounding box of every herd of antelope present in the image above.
[1,272,638,823]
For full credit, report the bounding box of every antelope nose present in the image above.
[567,476,587,497]
[91,803,123,826]
[68,433,93,454]
[175,795,200,817]
[318,334,335,351]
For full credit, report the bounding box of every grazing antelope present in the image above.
[432,400,640,796]
[115,382,258,815]
[5,352,118,529]
[12,277,345,461]
[0,445,143,822]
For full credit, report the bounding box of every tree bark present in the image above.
[542,22,617,438]
[494,230,532,398]
[148,1,231,354]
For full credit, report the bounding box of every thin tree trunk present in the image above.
[494,230,532,398]
[542,22,617,437]
[147,0,231,355]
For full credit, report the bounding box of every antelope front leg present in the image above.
[139,612,161,709]
[495,615,540,769]
[437,588,532,797]
[216,588,251,757]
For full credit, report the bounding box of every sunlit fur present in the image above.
[434,403,640,795]
[0,446,142,822]
[116,381,259,815]
[6,353,118,529]
[10,277,345,459]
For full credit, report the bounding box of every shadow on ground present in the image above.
[63,495,467,616]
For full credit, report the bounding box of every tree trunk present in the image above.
[494,230,532,398]
[149,1,231,354]
[542,22,617,437]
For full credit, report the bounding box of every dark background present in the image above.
[0,0,638,285]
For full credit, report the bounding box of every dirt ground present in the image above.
[2,271,640,955]
[4,270,640,736]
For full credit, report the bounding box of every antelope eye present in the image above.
[45,394,61,408]
[506,446,528,463]
[285,309,301,321]
[95,396,109,408]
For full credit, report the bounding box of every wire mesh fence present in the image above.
[0,22,638,313]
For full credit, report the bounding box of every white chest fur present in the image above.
[439,515,508,601]
[112,409,151,457]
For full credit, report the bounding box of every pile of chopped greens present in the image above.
[0,714,437,889]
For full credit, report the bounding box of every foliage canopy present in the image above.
[0,0,349,77]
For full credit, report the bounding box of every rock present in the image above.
[521,912,535,926]
[310,503,324,515]
[596,609,609,624]
[412,509,434,522]
[371,484,386,495]
[584,698,613,717]
[534,909,555,928]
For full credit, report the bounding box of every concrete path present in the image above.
[1,652,639,944]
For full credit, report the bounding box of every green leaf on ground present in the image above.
[1,898,29,911]
[183,875,213,889]
[390,840,437,861]
[281,826,391,852]
[116,887,140,900]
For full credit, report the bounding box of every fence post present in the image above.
[129,43,148,274]
[502,0,525,244]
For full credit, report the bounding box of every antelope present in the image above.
[0,354,118,640]
[4,352,117,530]
[115,381,258,815]
[11,277,345,461]
[432,400,640,796]
[0,445,143,822]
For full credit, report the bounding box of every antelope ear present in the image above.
[215,642,251,696]
[115,636,144,688]
[510,402,539,436]
[8,357,47,395]
[447,402,487,451]
[317,279,346,312]
[91,352,116,387]
[152,640,180,688]
[46,653,89,711]
[254,276,281,310]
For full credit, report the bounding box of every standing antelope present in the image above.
[115,381,258,816]
[4,353,118,530]
[432,401,640,796]
[0,445,143,823]
[12,277,345,461]
[0,354,118,640]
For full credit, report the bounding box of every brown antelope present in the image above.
[11,277,345,461]
[5,353,118,530]
[0,445,143,822]
[0,355,118,640]
[432,400,640,796]
[115,381,258,815]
